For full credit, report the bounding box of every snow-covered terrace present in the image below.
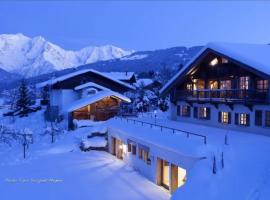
[127,114,270,200]
[107,117,207,160]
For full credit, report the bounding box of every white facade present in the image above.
[107,119,205,194]
[172,101,270,136]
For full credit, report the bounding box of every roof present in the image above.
[102,72,135,81]
[160,42,270,95]
[74,82,110,91]
[66,90,131,112]
[135,78,154,87]
[36,69,136,90]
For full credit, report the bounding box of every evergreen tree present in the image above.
[15,79,32,117]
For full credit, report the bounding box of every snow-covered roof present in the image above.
[160,42,270,95]
[135,78,154,87]
[36,69,136,90]
[66,91,131,112]
[74,82,110,91]
[102,72,135,81]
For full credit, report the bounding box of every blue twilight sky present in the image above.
[1,1,270,51]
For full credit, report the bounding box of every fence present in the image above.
[117,117,207,144]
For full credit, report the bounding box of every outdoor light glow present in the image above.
[122,144,127,154]
[210,58,218,66]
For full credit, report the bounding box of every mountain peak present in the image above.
[0,33,133,77]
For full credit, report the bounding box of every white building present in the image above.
[36,69,136,129]
[160,43,270,136]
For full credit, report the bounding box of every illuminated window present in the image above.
[239,113,248,126]
[128,143,131,152]
[221,57,229,63]
[220,80,231,89]
[209,80,218,90]
[139,148,143,159]
[221,112,229,124]
[239,77,249,90]
[198,107,210,120]
[257,80,268,91]
[186,83,192,91]
[210,58,219,66]
[180,105,190,117]
[266,111,270,127]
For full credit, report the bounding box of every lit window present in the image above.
[239,77,249,90]
[257,80,268,91]
[220,80,231,90]
[186,83,192,91]
[221,57,229,63]
[239,113,248,125]
[209,80,218,90]
[180,105,190,117]
[221,112,229,124]
[210,58,219,66]
[139,148,143,159]
[198,107,210,119]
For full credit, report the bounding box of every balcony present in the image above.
[174,89,269,104]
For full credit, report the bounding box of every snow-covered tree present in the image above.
[15,79,33,117]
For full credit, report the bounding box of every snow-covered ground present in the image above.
[133,113,270,200]
[0,109,170,200]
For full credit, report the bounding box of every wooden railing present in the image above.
[117,117,207,144]
[174,89,268,103]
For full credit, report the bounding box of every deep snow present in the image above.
[0,110,170,200]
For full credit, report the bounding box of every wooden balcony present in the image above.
[173,89,269,104]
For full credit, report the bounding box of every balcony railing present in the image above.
[174,89,269,103]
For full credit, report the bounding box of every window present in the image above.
[239,77,249,90]
[265,111,270,127]
[208,80,218,90]
[180,105,190,117]
[235,113,250,126]
[198,107,210,120]
[221,57,229,64]
[194,107,198,118]
[255,110,263,126]
[219,112,231,124]
[139,148,143,159]
[257,80,268,91]
[220,80,232,90]
[210,58,218,66]
[128,143,132,152]
[132,145,136,155]
[177,105,180,116]
[186,83,192,91]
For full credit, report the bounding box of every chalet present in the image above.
[37,69,136,129]
[160,43,270,136]
[102,72,136,84]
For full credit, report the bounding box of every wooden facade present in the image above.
[170,50,270,107]
[72,96,120,121]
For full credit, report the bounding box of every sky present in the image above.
[1,1,270,51]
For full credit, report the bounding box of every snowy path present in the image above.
[0,150,170,200]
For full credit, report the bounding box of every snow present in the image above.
[134,114,270,200]
[36,69,136,90]
[0,109,170,200]
[135,78,154,87]
[102,72,135,81]
[73,119,105,128]
[74,82,111,91]
[66,91,131,112]
[107,117,206,158]
[0,33,133,77]
[81,137,107,148]
[160,42,270,95]
[120,54,148,60]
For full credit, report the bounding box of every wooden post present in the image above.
[23,134,26,159]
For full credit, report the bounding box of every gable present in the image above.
[160,44,270,96]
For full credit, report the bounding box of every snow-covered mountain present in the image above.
[0,33,132,77]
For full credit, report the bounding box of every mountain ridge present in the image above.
[0,33,133,77]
